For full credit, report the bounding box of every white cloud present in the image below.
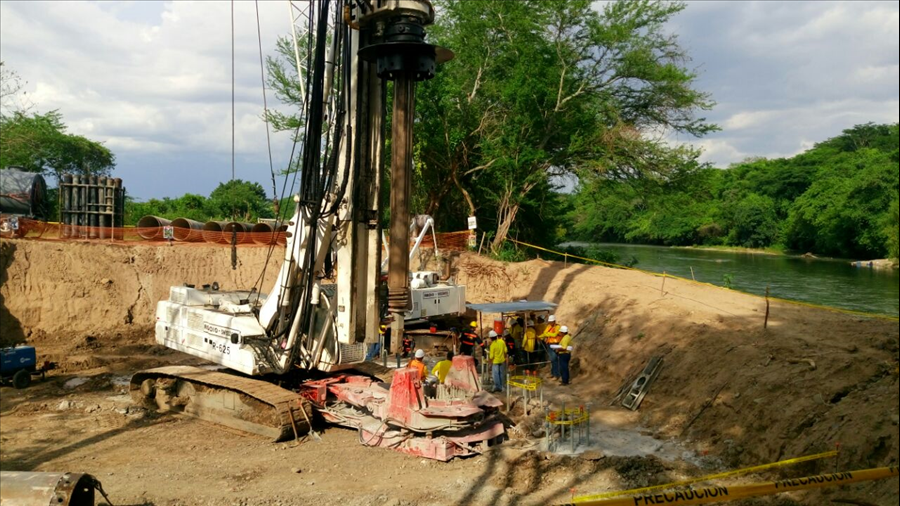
[661,0,899,167]
[3,1,899,197]
[1,0,300,197]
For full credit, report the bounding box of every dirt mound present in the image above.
[456,253,899,503]
[1,239,282,348]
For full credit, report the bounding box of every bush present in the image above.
[491,243,528,263]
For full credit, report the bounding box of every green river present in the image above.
[561,243,900,317]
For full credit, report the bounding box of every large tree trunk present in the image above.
[491,189,520,252]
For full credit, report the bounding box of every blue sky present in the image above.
[1,1,898,200]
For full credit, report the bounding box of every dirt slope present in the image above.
[456,254,899,503]
[1,239,283,347]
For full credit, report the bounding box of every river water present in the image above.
[561,243,900,317]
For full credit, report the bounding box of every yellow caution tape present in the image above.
[559,466,898,506]
[546,406,590,426]
[504,238,898,322]
[571,450,838,503]
[507,375,543,391]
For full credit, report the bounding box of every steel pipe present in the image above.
[202,220,229,243]
[387,76,416,353]
[136,215,171,240]
[224,222,254,244]
[0,471,96,506]
[171,217,205,242]
[251,222,288,245]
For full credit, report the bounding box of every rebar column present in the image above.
[387,76,415,353]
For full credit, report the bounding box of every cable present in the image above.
[231,0,236,184]
[255,0,278,210]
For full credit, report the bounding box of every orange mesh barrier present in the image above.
[5,218,475,251]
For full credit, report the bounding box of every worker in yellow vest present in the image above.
[487,331,507,393]
[540,315,562,379]
[549,326,573,385]
[522,320,538,368]
[534,315,548,337]
[431,351,454,384]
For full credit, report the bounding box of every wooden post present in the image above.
[764,285,771,330]
[477,233,486,256]
[690,266,695,281]
[660,271,667,296]
[564,253,568,268]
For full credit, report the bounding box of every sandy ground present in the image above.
[1,239,898,505]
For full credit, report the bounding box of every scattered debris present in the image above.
[64,377,90,389]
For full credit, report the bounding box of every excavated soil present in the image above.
[1,239,898,505]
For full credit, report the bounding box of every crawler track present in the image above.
[130,366,311,441]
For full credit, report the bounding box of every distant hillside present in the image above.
[568,123,900,259]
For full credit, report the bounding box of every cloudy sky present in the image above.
[1,1,898,200]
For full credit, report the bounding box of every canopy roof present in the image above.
[466,300,557,314]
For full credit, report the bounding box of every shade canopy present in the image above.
[466,300,557,314]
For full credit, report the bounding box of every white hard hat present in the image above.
[526,320,534,326]
[548,315,556,322]
[415,349,425,359]
[560,326,569,333]
[488,330,498,338]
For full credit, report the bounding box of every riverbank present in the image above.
[673,244,786,256]
[850,258,899,271]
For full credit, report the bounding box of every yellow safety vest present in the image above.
[523,328,537,352]
[489,339,507,365]
[556,334,573,354]
[542,323,561,344]
[431,360,452,383]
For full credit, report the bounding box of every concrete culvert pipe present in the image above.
[202,221,228,243]
[0,471,98,506]
[136,215,171,240]
[171,218,204,242]
[224,222,254,244]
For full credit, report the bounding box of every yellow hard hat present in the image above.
[469,321,478,328]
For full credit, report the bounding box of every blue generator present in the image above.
[0,345,37,389]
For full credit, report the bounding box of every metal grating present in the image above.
[339,343,366,364]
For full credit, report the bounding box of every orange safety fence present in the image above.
[4,218,474,251]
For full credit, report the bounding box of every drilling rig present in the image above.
[130,0,504,461]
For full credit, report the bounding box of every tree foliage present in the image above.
[126,180,275,225]
[0,110,116,180]
[568,123,900,259]
[416,0,716,250]
[1,63,115,181]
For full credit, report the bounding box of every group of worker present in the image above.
[399,312,575,392]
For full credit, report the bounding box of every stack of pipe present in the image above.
[60,175,124,239]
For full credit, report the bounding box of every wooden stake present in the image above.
[764,285,771,330]
[661,271,667,296]
[477,233,486,255]
[690,266,695,281]
[564,253,568,268]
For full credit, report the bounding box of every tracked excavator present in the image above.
[130,0,504,461]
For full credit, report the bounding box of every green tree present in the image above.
[726,193,779,248]
[417,0,715,251]
[209,179,274,222]
[0,110,115,180]
[886,198,899,260]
